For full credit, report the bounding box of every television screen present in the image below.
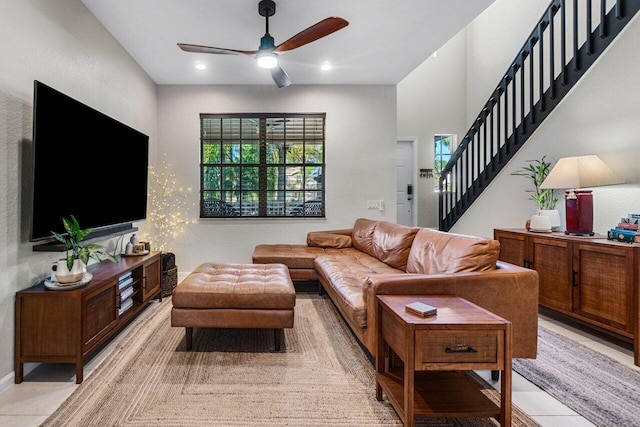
[30,81,149,242]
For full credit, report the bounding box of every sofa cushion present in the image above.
[253,244,325,270]
[307,231,352,248]
[172,263,296,309]
[315,249,402,328]
[351,218,378,257]
[406,228,500,274]
[371,221,419,271]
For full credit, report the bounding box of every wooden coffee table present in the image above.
[375,295,512,426]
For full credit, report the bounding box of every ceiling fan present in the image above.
[178,0,349,88]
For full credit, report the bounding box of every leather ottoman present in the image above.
[171,262,295,351]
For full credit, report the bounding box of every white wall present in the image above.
[397,31,469,227]
[464,0,551,125]
[156,85,397,271]
[0,0,157,388]
[452,0,640,238]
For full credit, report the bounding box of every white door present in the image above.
[396,139,415,226]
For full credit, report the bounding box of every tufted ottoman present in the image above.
[171,263,295,351]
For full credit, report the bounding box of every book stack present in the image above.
[118,272,134,316]
[608,214,640,243]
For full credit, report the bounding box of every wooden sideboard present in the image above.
[494,229,639,366]
[15,251,162,383]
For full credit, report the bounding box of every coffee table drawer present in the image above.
[415,330,501,369]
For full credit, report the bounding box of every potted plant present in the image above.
[51,215,117,283]
[511,156,561,229]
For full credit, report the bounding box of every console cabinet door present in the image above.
[141,257,161,301]
[530,236,573,312]
[83,281,118,352]
[17,293,81,358]
[496,229,575,312]
[494,230,526,267]
[573,243,634,333]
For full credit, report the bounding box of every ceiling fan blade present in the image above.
[271,66,291,88]
[178,43,258,57]
[274,17,348,53]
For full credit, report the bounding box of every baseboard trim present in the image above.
[0,371,13,394]
[0,363,40,394]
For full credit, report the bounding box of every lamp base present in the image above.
[565,190,593,234]
[564,230,595,236]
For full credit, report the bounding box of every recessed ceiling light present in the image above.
[195,63,207,70]
[320,62,332,71]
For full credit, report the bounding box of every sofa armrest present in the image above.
[364,261,537,296]
[363,261,539,359]
[316,228,353,236]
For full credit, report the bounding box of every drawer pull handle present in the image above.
[445,346,478,353]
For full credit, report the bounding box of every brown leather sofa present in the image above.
[253,218,539,359]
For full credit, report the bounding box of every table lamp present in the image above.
[540,155,623,235]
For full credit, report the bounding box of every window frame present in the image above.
[433,134,455,193]
[199,113,326,218]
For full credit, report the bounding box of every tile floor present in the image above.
[0,299,637,427]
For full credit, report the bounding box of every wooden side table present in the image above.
[376,295,512,426]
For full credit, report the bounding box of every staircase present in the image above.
[439,0,640,231]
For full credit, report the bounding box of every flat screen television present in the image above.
[30,80,149,243]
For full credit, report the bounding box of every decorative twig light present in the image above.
[145,155,195,251]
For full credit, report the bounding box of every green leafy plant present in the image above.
[511,156,559,211]
[51,215,117,270]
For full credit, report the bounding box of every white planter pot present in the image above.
[538,209,561,230]
[53,259,85,283]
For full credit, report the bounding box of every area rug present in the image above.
[42,294,537,427]
[513,325,640,427]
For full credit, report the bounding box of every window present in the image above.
[200,113,325,218]
[434,134,454,192]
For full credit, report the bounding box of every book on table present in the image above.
[405,301,438,317]
[617,222,639,230]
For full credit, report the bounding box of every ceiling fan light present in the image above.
[257,52,278,69]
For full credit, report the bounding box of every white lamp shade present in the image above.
[540,155,623,189]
